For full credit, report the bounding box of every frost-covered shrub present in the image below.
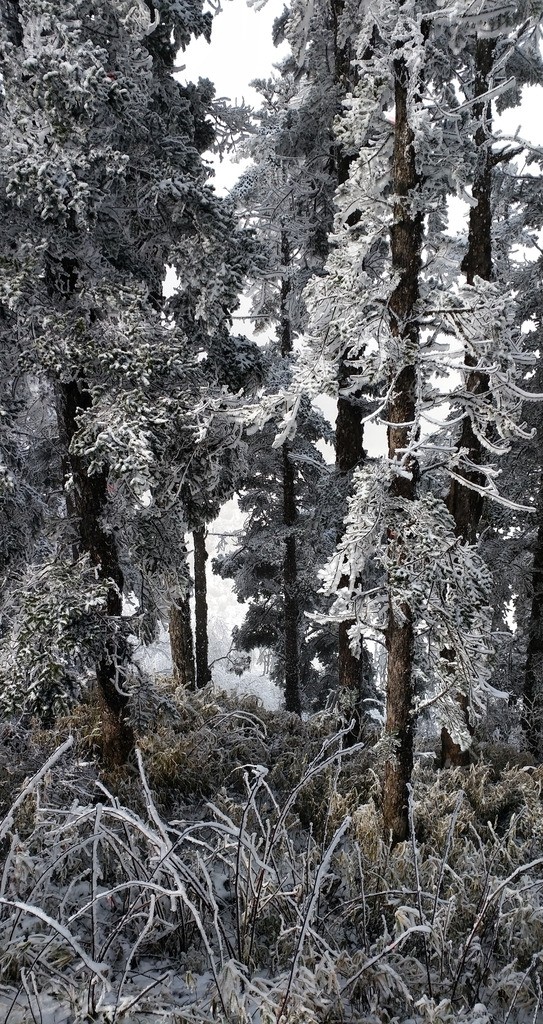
[135,683,362,812]
[0,557,116,724]
[1,715,543,1024]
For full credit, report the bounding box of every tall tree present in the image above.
[287,0,375,714]
[220,49,339,711]
[439,29,505,766]
[280,231,302,714]
[381,19,424,842]
[0,0,250,759]
[439,7,543,764]
[301,0,537,839]
[513,208,543,754]
[229,0,382,714]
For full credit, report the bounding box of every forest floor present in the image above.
[0,682,542,1024]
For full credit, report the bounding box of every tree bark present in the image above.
[382,53,423,846]
[523,461,543,758]
[193,527,211,689]
[42,224,134,767]
[441,36,495,767]
[280,231,302,715]
[336,381,373,723]
[170,590,195,688]
[56,380,134,767]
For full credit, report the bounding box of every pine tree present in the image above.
[282,0,376,715]
[509,191,543,754]
[222,0,382,713]
[0,0,251,759]
[216,48,339,711]
[297,0,538,839]
[438,8,543,766]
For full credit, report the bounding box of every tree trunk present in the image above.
[331,11,373,718]
[169,589,195,688]
[280,231,302,715]
[384,593,416,843]
[56,380,134,767]
[523,355,543,757]
[441,36,495,767]
[193,527,211,689]
[523,463,543,758]
[283,442,302,715]
[336,384,372,725]
[382,54,423,846]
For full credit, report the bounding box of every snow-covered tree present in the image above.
[507,194,543,754]
[217,26,346,712]
[222,0,380,714]
[0,0,253,759]
[214,393,336,709]
[283,0,542,838]
[435,8,543,765]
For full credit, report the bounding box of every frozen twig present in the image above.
[0,736,74,844]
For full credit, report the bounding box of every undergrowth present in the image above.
[0,686,542,1023]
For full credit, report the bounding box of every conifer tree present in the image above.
[223,0,381,712]
[439,33,496,767]
[510,198,543,754]
[0,0,251,759]
[294,0,539,839]
[216,48,339,711]
[439,9,543,765]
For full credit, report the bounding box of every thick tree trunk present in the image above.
[336,385,372,724]
[169,590,195,688]
[56,380,134,767]
[280,231,302,715]
[193,527,211,689]
[382,56,423,846]
[384,594,416,843]
[523,358,543,757]
[441,36,495,767]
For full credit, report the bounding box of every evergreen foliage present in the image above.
[268,1,543,767]
[214,395,337,704]
[216,50,341,709]
[0,0,254,726]
[1,0,543,1017]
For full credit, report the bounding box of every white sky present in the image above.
[181,0,288,192]
[182,0,286,105]
[180,3,543,193]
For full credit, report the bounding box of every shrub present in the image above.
[0,695,542,1023]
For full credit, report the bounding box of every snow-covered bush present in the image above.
[0,557,116,724]
[1,702,543,1023]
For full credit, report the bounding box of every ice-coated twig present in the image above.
[452,855,543,1003]
[341,924,432,994]
[431,790,464,927]
[0,735,74,843]
[112,894,157,1022]
[277,815,352,1022]
[0,896,110,983]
